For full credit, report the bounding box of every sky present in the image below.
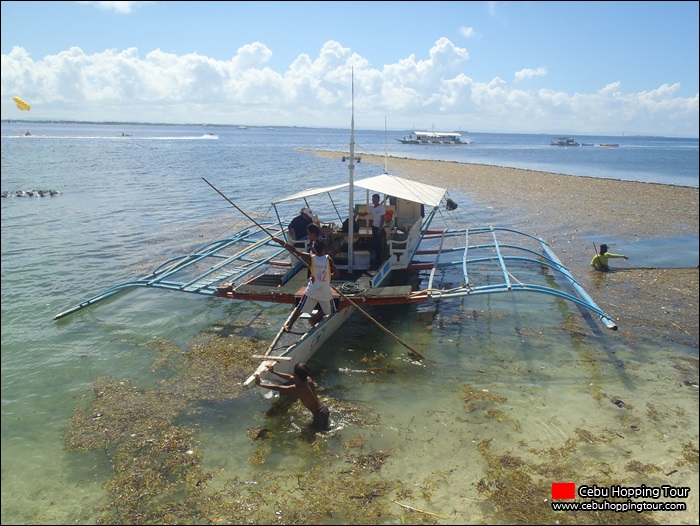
[1,1,698,137]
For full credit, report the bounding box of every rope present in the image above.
[337,282,366,294]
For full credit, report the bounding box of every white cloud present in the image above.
[514,67,548,82]
[1,38,697,137]
[75,1,154,14]
[459,26,479,38]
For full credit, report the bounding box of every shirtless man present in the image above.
[255,362,330,430]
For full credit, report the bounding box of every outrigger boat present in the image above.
[550,137,580,147]
[396,131,471,145]
[54,99,617,391]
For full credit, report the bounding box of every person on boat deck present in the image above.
[288,207,317,243]
[255,362,330,431]
[591,244,629,272]
[272,238,339,332]
[306,223,325,251]
[357,193,386,263]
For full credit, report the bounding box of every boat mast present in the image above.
[384,117,388,174]
[348,70,355,273]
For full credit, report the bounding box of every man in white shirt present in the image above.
[358,193,386,266]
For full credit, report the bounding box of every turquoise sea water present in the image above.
[2,122,698,524]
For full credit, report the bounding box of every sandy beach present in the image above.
[306,150,699,349]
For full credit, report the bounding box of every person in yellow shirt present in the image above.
[591,244,628,271]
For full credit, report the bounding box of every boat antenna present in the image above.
[347,69,355,273]
[201,177,425,360]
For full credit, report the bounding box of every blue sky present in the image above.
[1,1,698,137]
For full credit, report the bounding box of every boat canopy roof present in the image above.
[414,131,461,138]
[272,173,447,208]
[355,173,446,208]
[273,182,348,204]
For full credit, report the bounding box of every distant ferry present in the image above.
[397,131,470,145]
[550,137,579,146]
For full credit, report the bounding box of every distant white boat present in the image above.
[396,131,470,145]
[238,125,248,129]
[550,137,579,146]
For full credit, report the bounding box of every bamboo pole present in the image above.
[387,499,447,519]
[203,177,426,360]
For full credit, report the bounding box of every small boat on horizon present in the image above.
[599,143,619,147]
[550,137,579,146]
[396,131,471,145]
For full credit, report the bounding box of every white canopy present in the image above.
[354,173,446,208]
[413,131,461,138]
[272,173,447,208]
[273,182,348,204]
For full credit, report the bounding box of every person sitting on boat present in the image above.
[357,193,386,265]
[272,238,339,332]
[288,207,317,244]
[255,362,330,431]
[591,244,628,272]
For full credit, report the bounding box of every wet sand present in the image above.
[306,150,699,350]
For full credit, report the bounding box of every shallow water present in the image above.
[2,122,698,524]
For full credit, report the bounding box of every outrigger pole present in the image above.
[202,177,426,360]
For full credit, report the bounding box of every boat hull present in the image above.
[244,304,357,386]
[396,139,468,145]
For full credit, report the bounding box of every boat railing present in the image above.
[284,237,312,268]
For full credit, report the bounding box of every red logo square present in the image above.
[552,482,576,500]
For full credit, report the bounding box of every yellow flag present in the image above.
[13,96,31,111]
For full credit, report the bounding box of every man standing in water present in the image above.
[591,243,629,271]
[255,362,330,431]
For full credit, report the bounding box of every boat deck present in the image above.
[227,266,417,306]
[230,268,305,303]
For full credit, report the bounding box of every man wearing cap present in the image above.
[590,243,629,271]
[288,207,316,242]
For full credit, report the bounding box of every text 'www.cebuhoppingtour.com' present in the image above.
[550,483,689,513]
